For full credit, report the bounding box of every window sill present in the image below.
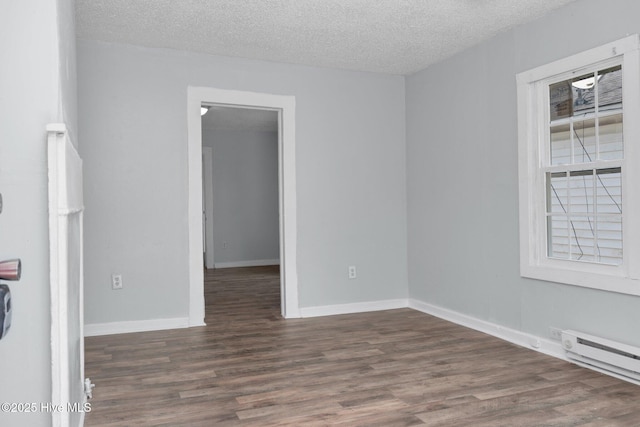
[520,262,640,296]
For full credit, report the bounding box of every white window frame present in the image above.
[517,35,640,296]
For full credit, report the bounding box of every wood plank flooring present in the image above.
[84,266,640,426]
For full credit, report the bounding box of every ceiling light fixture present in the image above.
[201,106,209,116]
[572,75,602,90]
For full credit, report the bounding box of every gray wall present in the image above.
[406,0,640,346]
[202,129,280,265]
[78,40,408,324]
[0,0,77,425]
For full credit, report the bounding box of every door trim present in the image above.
[187,87,300,323]
[47,123,86,427]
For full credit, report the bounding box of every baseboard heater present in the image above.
[561,330,640,385]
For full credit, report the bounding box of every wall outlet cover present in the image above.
[111,274,123,290]
[550,327,562,340]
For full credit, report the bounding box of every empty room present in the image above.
[2,0,640,426]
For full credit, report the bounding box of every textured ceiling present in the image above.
[76,0,578,75]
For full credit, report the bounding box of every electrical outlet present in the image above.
[550,327,562,340]
[223,241,228,249]
[111,274,123,290]
[348,266,357,279]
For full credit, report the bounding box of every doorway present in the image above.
[201,106,279,270]
[187,87,299,323]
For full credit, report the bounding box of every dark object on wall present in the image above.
[0,284,11,339]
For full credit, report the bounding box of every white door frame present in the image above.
[187,87,300,323]
[47,124,86,427]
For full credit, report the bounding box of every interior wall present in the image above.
[78,40,408,325]
[202,128,280,266]
[57,0,79,145]
[406,0,640,346]
[0,0,77,425]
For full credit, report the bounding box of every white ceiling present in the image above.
[202,106,278,132]
[76,0,578,76]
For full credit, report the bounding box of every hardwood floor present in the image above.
[85,266,640,426]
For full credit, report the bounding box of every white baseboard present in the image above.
[213,259,280,269]
[409,298,565,360]
[300,298,564,360]
[84,317,190,337]
[83,297,565,365]
[300,299,408,318]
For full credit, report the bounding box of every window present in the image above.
[547,65,623,265]
[517,35,640,295]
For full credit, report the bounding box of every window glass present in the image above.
[550,81,573,121]
[573,119,596,163]
[569,216,596,262]
[547,216,569,260]
[550,124,571,165]
[598,66,623,111]
[596,168,622,214]
[547,172,567,214]
[597,217,623,265]
[572,72,597,116]
[599,114,623,160]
